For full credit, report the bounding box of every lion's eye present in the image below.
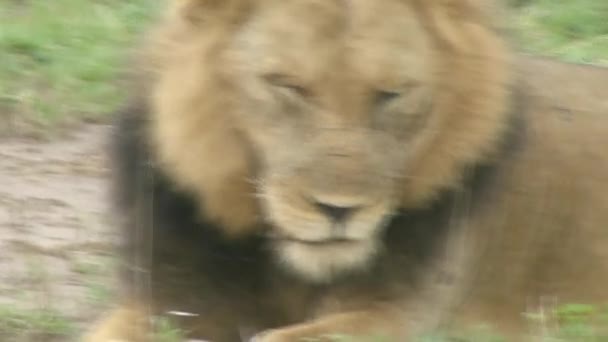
[374,90,401,107]
[373,82,420,109]
[263,73,310,98]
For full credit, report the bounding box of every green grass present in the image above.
[152,316,187,342]
[418,303,608,342]
[511,0,608,65]
[0,0,161,132]
[0,304,74,341]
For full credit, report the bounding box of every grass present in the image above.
[0,304,74,341]
[0,0,161,134]
[70,256,117,307]
[152,317,187,342]
[511,0,608,65]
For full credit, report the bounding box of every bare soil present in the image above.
[0,124,118,340]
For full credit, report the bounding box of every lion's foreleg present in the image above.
[81,303,150,342]
[251,308,409,342]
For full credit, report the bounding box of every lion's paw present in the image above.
[249,329,287,342]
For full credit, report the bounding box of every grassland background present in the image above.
[0,0,607,135]
[0,0,607,341]
[0,0,162,136]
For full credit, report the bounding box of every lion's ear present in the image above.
[171,0,253,26]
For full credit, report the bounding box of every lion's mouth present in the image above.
[273,234,359,246]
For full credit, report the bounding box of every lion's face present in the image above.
[152,0,509,283]
[223,1,437,281]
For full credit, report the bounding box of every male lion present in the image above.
[84,0,608,341]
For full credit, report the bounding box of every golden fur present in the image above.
[84,0,608,341]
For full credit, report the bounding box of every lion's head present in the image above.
[144,0,512,282]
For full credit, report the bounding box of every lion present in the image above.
[83,0,608,341]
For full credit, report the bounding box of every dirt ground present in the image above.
[0,124,119,341]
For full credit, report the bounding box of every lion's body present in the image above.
[447,57,608,332]
[85,1,608,341]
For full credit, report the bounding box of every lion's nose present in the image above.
[313,201,359,223]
